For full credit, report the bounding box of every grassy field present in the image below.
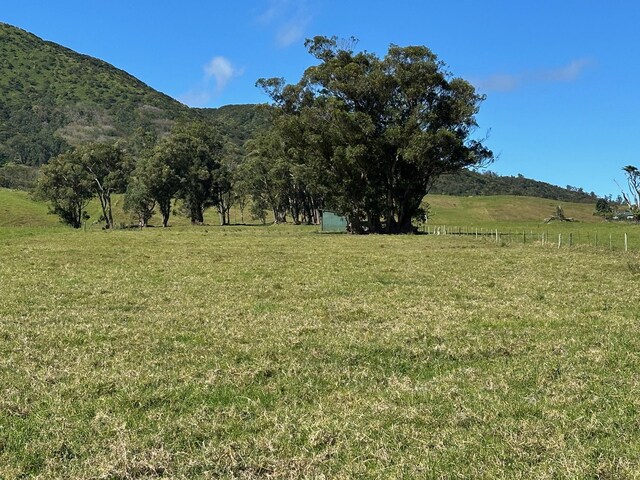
[2,224,640,478]
[0,189,602,229]
[0,189,61,228]
[4,188,638,251]
[426,194,599,226]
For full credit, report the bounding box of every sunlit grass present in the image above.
[1,226,640,478]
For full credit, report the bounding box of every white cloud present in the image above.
[178,56,244,107]
[541,58,592,82]
[257,0,312,48]
[276,17,311,47]
[205,56,242,92]
[474,58,594,92]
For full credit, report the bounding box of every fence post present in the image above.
[609,233,612,250]
[569,233,573,247]
[558,233,562,248]
[625,233,628,252]
[595,232,598,247]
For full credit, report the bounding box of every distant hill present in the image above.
[425,194,598,226]
[430,169,598,203]
[0,22,198,165]
[0,23,269,167]
[197,104,271,149]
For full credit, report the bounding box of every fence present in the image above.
[420,224,638,253]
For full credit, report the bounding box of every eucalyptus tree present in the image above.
[35,151,94,228]
[128,121,225,227]
[123,174,156,227]
[621,165,640,221]
[172,122,224,224]
[77,143,131,229]
[36,143,130,229]
[257,36,492,233]
[132,149,182,228]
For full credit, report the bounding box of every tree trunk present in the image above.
[394,214,414,234]
[190,206,204,225]
[105,192,114,229]
[98,193,110,229]
[159,199,171,227]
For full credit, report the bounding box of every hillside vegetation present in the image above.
[0,23,191,165]
[431,169,598,203]
[0,23,268,167]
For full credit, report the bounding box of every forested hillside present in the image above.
[0,23,269,169]
[0,22,197,165]
[431,169,598,203]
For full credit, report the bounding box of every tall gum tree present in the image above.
[78,143,131,230]
[35,151,94,228]
[258,36,493,233]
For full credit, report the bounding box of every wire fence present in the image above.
[420,224,638,252]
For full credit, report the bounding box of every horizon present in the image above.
[2,1,640,197]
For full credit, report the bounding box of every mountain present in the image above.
[0,22,270,168]
[0,22,196,165]
[430,169,598,203]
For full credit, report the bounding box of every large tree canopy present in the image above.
[127,121,225,227]
[36,142,130,229]
[257,36,493,233]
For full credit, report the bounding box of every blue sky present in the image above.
[3,0,640,196]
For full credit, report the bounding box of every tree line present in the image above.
[36,36,494,233]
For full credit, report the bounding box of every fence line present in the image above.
[421,224,635,252]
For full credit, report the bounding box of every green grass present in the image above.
[1,226,640,478]
[0,189,61,228]
[426,194,599,226]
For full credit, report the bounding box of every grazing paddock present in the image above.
[1,225,640,478]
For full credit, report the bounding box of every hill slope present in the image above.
[0,189,60,227]
[425,194,597,226]
[431,169,598,203]
[0,23,195,165]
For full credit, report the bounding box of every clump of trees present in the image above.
[126,121,228,227]
[36,143,131,229]
[35,37,493,233]
[37,121,232,229]
[249,36,492,233]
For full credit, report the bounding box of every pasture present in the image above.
[1,216,640,478]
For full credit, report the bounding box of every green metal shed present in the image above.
[321,210,348,233]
